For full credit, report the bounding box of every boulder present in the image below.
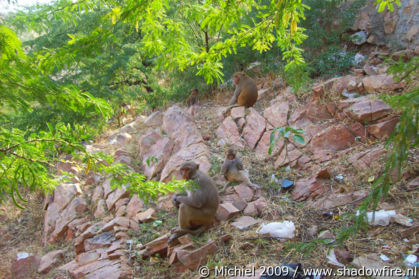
[177,241,217,270]
[38,250,64,274]
[126,195,144,218]
[362,74,405,93]
[234,184,254,202]
[216,203,240,221]
[220,194,247,211]
[307,190,368,210]
[274,144,303,168]
[348,99,392,122]
[76,251,101,266]
[83,232,114,252]
[310,124,355,152]
[160,143,210,183]
[53,183,82,210]
[348,147,386,169]
[138,129,163,157]
[292,177,330,201]
[254,130,285,160]
[263,101,289,128]
[94,200,107,218]
[102,217,131,232]
[11,255,41,279]
[231,107,245,119]
[144,111,163,128]
[142,137,174,179]
[243,108,266,149]
[136,208,156,222]
[106,186,129,211]
[141,234,169,258]
[216,117,244,148]
[367,117,399,139]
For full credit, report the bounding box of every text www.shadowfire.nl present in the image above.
[198,265,418,278]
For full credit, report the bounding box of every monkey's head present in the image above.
[233,72,246,85]
[191,88,199,96]
[180,161,199,180]
[226,148,236,160]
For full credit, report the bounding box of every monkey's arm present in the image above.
[176,192,204,209]
[228,87,241,105]
[235,159,244,170]
[221,161,229,175]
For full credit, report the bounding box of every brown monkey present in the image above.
[186,88,199,107]
[169,161,219,243]
[220,148,260,192]
[228,72,258,107]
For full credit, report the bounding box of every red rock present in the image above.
[12,255,41,279]
[74,222,105,254]
[348,99,392,122]
[76,251,100,266]
[220,234,233,242]
[331,75,362,95]
[142,137,174,179]
[43,202,60,242]
[362,74,404,93]
[297,155,311,169]
[49,196,87,243]
[334,248,354,264]
[253,197,267,215]
[160,142,211,183]
[177,241,217,270]
[84,232,114,252]
[307,190,368,210]
[216,203,240,221]
[292,177,329,201]
[115,205,126,217]
[243,203,258,217]
[53,183,82,210]
[407,177,419,191]
[102,178,114,199]
[243,108,266,149]
[316,169,331,179]
[126,195,144,218]
[157,195,175,211]
[115,198,129,210]
[145,111,163,127]
[92,185,104,202]
[168,243,196,265]
[138,129,163,157]
[102,217,131,232]
[143,234,169,258]
[254,130,285,159]
[367,117,399,139]
[305,104,332,122]
[115,231,129,241]
[220,194,247,211]
[288,106,312,129]
[234,184,254,202]
[310,124,355,152]
[263,101,289,128]
[348,121,367,141]
[94,200,107,219]
[110,132,133,147]
[106,186,129,211]
[348,147,386,169]
[337,95,371,110]
[70,259,120,279]
[231,216,260,230]
[178,234,193,245]
[203,135,211,141]
[136,208,156,222]
[231,107,245,119]
[216,117,244,148]
[274,144,303,167]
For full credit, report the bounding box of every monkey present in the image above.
[220,148,260,193]
[168,161,219,243]
[186,88,199,107]
[227,72,258,108]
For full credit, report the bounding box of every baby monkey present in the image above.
[220,148,260,193]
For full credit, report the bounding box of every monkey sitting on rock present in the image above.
[228,72,258,108]
[169,161,219,243]
[186,88,199,107]
[220,148,260,193]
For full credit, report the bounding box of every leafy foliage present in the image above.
[269,126,306,156]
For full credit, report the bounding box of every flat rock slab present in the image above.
[243,108,266,149]
[231,216,261,230]
[348,99,392,122]
[216,117,244,148]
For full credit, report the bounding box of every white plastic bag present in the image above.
[256,221,295,240]
[366,210,396,226]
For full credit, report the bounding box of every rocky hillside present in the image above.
[3,47,418,279]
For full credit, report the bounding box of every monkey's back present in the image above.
[196,170,219,213]
[237,79,258,107]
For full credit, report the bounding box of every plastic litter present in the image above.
[380,254,390,262]
[357,210,397,226]
[280,179,294,189]
[405,254,417,267]
[16,252,32,260]
[335,174,344,181]
[327,249,345,267]
[257,221,295,241]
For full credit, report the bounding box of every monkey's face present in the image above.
[227,153,235,160]
[233,75,240,85]
[180,167,191,180]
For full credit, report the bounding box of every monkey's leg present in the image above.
[238,170,260,189]
[220,181,230,193]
